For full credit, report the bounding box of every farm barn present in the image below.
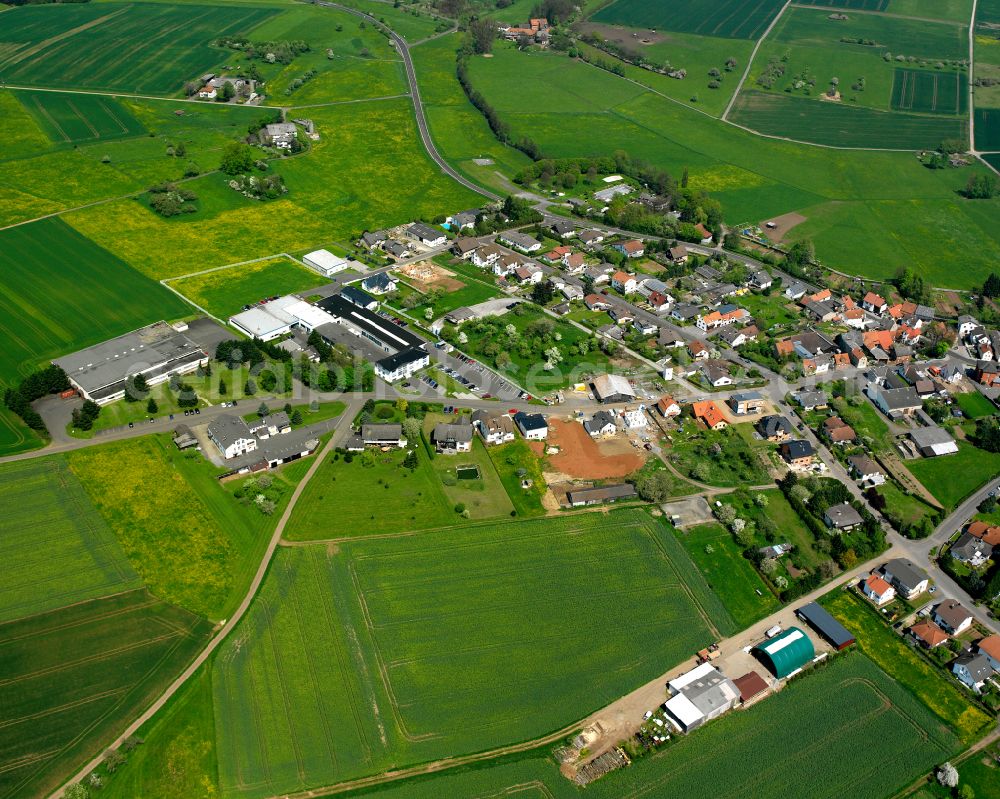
[796,602,856,651]
[753,627,815,678]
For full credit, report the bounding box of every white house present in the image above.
[471,245,502,268]
[515,411,548,440]
[933,600,974,635]
[583,411,617,437]
[953,654,993,693]
[374,348,429,382]
[471,410,515,445]
[362,272,398,295]
[207,414,257,459]
[978,636,1000,672]
[407,222,447,248]
[861,574,895,606]
[611,271,637,294]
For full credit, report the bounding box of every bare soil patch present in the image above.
[577,21,668,47]
[396,260,465,293]
[760,211,807,243]
[543,419,644,479]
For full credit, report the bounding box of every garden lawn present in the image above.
[0,217,190,387]
[0,589,213,799]
[0,456,141,623]
[955,390,997,419]
[66,435,309,619]
[822,589,992,744]
[878,478,937,528]
[908,440,1000,509]
[832,395,894,452]
[169,256,330,318]
[720,488,828,572]
[677,523,780,628]
[486,438,548,517]
[284,444,458,539]
[212,510,735,798]
[668,423,772,486]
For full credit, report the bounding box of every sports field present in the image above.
[731,91,968,148]
[891,68,968,114]
[0,589,213,799]
[320,652,961,799]
[0,217,190,387]
[464,47,1000,287]
[592,0,786,40]
[0,457,140,624]
[214,510,735,797]
[169,257,330,319]
[68,435,311,620]
[0,2,278,94]
[16,89,146,144]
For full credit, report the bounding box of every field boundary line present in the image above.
[289,92,411,110]
[49,430,349,799]
[0,84,284,109]
[0,6,131,70]
[723,0,791,121]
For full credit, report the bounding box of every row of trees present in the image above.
[3,364,71,434]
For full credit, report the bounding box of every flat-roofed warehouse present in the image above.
[316,294,426,355]
[753,626,815,679]
[54,321,206,404]
[796,601,856,650]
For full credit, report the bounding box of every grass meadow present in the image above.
[0,457,140,624]
[592,0,786,39]
[169,256,330,319]
[335,0,445,42]
[823,589,992,744]
[0,2,278,94]
[66,98,481,279]
[907,440,1000,509]
[797,0,973,22]
[213,510,735,797]
[464,45,1000,286]
[486,438,548,517]
[321,653,961,799]
[676,522,781,628]
[955,390,997,419]
[0,589,213,799]
[0,218,190,388]
[67,435,312,620]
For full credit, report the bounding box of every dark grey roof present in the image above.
[825,502,863,529]
[514,411,547,431]
[363,272,395,291]
[432,422,474,444]
[796,602,855,649]
[782,440,814,459]
[362,423,403,441]
[317,295,425,352]
[584,411,617,434]
[339,285,377,307]
[408,222,442,241]
[882,558,927,591]
[954,653,993,682]
[758,415,792,438]
[207,413,254,449]
[951,533,992,561]
[376,347,427,374]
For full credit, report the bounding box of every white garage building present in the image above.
[303,249,349,277]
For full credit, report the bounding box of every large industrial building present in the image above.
[662,663,740,733]
[54,321,206,404]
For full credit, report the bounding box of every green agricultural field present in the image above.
[0,217,190,388]
[892,68,968,114]
[16,89,146,143]
[0,2,279,94]
[284,445,462,540]
[677,523,780,627]
[67,435,312,620]
[66,98,481,279]
[592,0,786,40]
[335,0,444,41]
[464,46,1000,287]
[975,107,1000,149]
[213,510,735,797]
[0,457,140,623]
[731,91,967,149]
[798,0,973,22]
[908,440,1000,509]
[0,406,43,457]
[169,257,330,318]
[330,652,961,799]
[0,589,213,799]
[823,590,992,743]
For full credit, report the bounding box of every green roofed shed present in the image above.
[754,627,815,678]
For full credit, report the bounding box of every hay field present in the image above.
[213,510,734,797]
[0,218,190,388]
[0,589,212,799]
[0,2,279,94]
[0,457,140,624]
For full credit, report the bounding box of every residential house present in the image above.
[208,414,258,459]
[757,414,793,442]
[950,533,992,567]
[340,285,378,311]
[261,122,297,148]
[934,599,974,635]
[648,290,673,314]
[551,219,576,238]
[953,654,993,693]
[868,384,922,418]
[585,294,612,311]
[780,440,815,468]
[784,281,807,301]
[407,222,447,248]
[697,305,747,331]
[910,619,950,649]
[361,424,407,448]
[611,271,638,294]
[514,411,548,440]
[542,245,571,263]
[622,407,647,429]
[578,229,605,246]
[862,574,896,606]
[375,347,429,383]
[611,239,645,258]
[848,454,886,486]
[471,244,502,269]
[471,410,515,445]
[499,231,542,253]
[361,273,397,295]
[701,361,733,388]
[823,416,857,445]
[728,391,765,416]
[563,252,586,273]
[584,410,618,437]
[445,307,476,326]
[688,339,710,360]
[432,421,474,454]
[749,270,773,290]
[717,325,747,348]
[967,520,1000,548]
[879,558,929,599]
[672,303,701,323]
[633,318,657,336]
[362,230,388,249]
[668,245,689,264]
[692,400,728,430]
[453,237,479,259]
[247,411,291,440]
[793,389,828,411]
[694,223,714,244]
[383,239,410,259]
[448,209,478,230]
[978,636,1000,672]
[974,361,1000,386]
[825,503,863,531]
[861,291,887,315]
[608,306,634,325]
[657,396,681,418]
[957,315,978,339]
